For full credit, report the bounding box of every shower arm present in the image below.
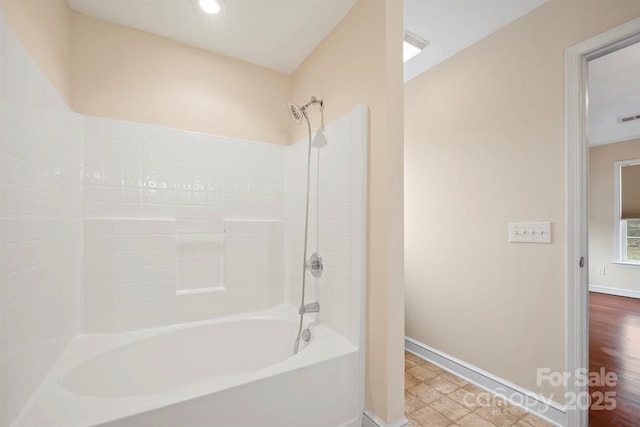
[302,96,324,111]
[303,97,324,130]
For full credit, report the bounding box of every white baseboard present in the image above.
[405,337,566,427]
[589,285,640,299]
[363,409,408,427]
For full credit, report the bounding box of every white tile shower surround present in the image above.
[0,14,84,426]
[81,108,363,340]
[81,116,285,221]
[285,113,362,343]
[0,11,366,427]
[80,106,287,333]
[84,218,284,332]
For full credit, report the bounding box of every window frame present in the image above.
[613,158,640,266]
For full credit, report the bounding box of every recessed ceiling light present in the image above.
[197,0,221,14]
[403,30,428,63]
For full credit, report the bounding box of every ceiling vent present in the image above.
[403,30,429,63]
[404,30,429,50]
[617,114,640,123]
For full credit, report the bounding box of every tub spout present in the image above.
[299,302,320,314]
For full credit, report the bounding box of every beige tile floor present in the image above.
[404,352,556,427]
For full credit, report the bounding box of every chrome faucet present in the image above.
[299,302,320,314]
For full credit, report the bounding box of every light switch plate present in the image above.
[509,222,552,243]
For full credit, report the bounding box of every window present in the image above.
[624,219,640,261]
[614,160,640,264]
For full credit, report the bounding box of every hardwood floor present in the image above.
[589,292,640,426]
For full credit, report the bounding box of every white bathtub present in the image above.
[12,305,363,427]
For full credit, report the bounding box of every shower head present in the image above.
[287,96,324,125]
[288,101,304,124]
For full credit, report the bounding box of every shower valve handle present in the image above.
[305,252,323,278]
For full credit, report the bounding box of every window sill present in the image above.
[612,261,640,268]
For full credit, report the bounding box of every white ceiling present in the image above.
[588,42,640,146]
[403,0,549,82]
[67,0,358,74]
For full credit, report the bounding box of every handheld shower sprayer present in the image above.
[313,100,327,148]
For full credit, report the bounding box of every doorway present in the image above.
[587,40,640,426]
[565,17,640,427]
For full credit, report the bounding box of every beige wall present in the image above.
[70,12,290,145]
[405,0,640,399]
[589,139,640,294]
[0,1,291,145]
[291,0,405,422]
[0,0,71,102]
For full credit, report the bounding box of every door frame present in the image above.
[565,17,640,427]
